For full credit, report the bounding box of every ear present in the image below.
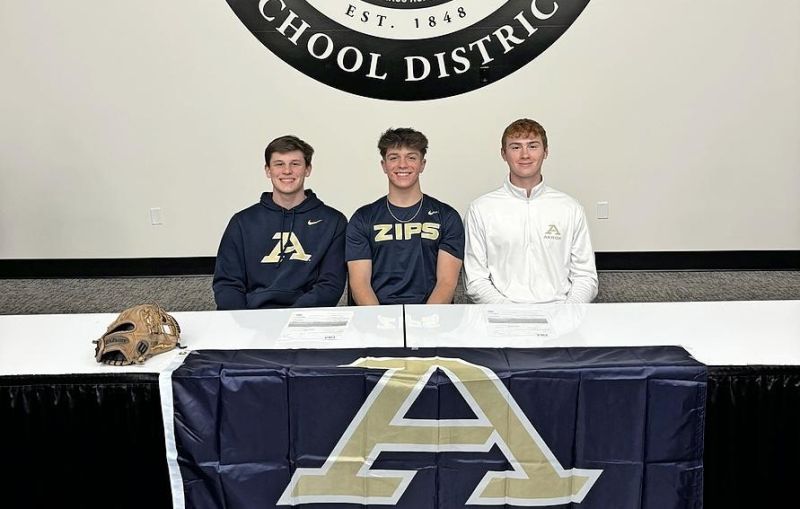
[380,158,388,174]
[419,158,427,174]
[500,147,508,162]
[543,148,549,159]
[305,164,312,177]
[264,164,271,178]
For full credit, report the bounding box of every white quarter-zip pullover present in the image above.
[464,178,598,304]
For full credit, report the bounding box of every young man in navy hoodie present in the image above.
[213,135,347,309]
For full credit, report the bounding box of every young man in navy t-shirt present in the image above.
[346,128,464,305]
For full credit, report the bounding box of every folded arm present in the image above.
[463,205,512,304]
[293,217,347,308]
[426,249,462,304]
[347,259,380,305]
[213,218,248,310]
[565,207,598,303]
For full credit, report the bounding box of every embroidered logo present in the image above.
[307,219,323,226]
[544,224,562,240]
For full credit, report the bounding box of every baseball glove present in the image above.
[94,303,181,365]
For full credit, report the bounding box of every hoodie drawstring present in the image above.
[277,208,297,267]
[278,209,286,267]
[288,208,296,242]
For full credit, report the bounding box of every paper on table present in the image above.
[486,308,551,337]
[279,310,354,341]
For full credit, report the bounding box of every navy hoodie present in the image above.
[213,191,347,309]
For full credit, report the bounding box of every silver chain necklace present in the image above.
[386,196,424,223]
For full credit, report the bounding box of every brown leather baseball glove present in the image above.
[94,304,181,365]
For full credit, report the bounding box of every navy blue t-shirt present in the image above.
[346,195,465,304]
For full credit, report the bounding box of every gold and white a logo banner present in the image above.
[279,357,600,505]
[164,347,707,508]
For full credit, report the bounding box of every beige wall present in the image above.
[1,0,798,258]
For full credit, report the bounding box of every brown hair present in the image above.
[501,119,548,151]
[378,128,429,158]
[264,135,314,166]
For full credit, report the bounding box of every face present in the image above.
[502,135,548,187]
[266,150,311,198]
[381,146,426,191]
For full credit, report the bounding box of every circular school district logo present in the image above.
[227,0,591,100]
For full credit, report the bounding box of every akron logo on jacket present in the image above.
[226,1,592,100]
[277,357,602,506]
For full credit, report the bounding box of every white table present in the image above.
[0,305,405,376]
[2,301,797,376]
[405,301,800,366]
[2,301,799,508]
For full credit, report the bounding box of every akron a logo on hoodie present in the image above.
[262,232,312,263]
[226,1,591,100]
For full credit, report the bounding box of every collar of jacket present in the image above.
[503,176,546,201]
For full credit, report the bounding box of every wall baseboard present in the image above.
[595,251,799,271]
[0,257,216,278]
[0,251,797,278]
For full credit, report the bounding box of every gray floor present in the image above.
[1,271,797,315]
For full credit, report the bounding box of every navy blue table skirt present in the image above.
[2,359,798,508]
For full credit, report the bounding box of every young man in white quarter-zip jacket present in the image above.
[464,119,598,304]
